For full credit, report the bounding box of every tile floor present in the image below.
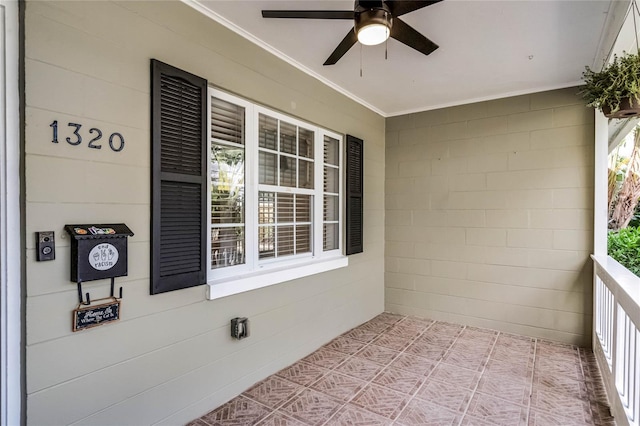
[188,313,615,426]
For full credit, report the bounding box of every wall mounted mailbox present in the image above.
[65,224,134,332]
[64,224,134,283]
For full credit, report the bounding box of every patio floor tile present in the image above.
[189,313,615,426]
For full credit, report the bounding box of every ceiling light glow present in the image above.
[357,23,390,46]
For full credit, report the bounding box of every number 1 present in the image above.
[50,120,58,143]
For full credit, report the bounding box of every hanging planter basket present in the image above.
[581,0,640,119]
[602,97,640,119]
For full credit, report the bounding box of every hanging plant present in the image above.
[581,52,640,118]
[582,0,640,118]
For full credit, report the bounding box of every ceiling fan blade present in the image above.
[390,18,439,56]
[262,10,353,19]
[386,0,443,17]
[324,29,358,66]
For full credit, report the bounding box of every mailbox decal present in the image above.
[89,243,119,271]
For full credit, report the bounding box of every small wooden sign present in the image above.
[73,298,120,332]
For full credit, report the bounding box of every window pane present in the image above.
[279,156,296,187]
[296,195,311,222]
[258,192,275,224]
[280,121,296,154]
[277,226,295,256]
[259,151,277,185]
[211,97,244,145]
[324,135,339,165]
[299,128,314,159]
[296,225,311,254]
[258,226,275,259]
[324,166,339,193]
[277,193,294,223]
[324,195,339,221]
[324,223,339,251]
[211,145,244,224]
[259,114,277,150]
[323,134,341,253]
[298,159,314,189]
[211,227,245,269]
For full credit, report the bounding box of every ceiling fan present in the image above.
[261,1,443,66]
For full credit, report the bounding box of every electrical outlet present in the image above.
[231,317,249,340]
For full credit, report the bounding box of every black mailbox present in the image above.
[64,224,134,283]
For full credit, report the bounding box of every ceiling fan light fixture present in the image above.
[355,8,392,46]
[261,0,441,65]
[357,23,389,45]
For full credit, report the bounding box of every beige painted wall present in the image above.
[24,1,385,424]
[385,89,594,346]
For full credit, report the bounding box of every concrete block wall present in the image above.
[24,1,384,424]
[385,88,594,346]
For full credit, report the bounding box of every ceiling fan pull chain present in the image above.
[360,43,363,77]
[385,36,388,60]
[385,11,389,60]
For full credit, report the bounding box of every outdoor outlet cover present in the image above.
[231,317,249,340]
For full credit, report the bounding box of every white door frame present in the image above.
[0,0,21,425]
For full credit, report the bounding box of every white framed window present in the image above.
[206,89,347,299]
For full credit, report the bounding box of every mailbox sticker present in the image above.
[89,243,119,271]
[88,226,116,235]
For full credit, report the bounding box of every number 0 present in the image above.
[109,133,125,152]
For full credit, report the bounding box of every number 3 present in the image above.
[66,123,82,146]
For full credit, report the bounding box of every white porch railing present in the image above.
[592,254,640,426]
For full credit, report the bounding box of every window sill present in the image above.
[205,256,349,300]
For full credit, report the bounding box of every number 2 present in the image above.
[88,128,102,149]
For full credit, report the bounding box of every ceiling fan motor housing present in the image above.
[354,1,393,41]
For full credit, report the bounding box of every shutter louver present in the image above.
[151,59,207,294]
[160,76,203,175]
[159,181,202,275]
[345,135,364,255]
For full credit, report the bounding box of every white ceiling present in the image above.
[188,0,617,117]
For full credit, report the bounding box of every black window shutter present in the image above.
[345,135,364,255]
[151,59,207,294]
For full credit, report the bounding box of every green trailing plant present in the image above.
[581,51,640,114]
[608,226,640,277]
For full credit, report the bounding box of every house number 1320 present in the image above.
[50,120,125,152]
